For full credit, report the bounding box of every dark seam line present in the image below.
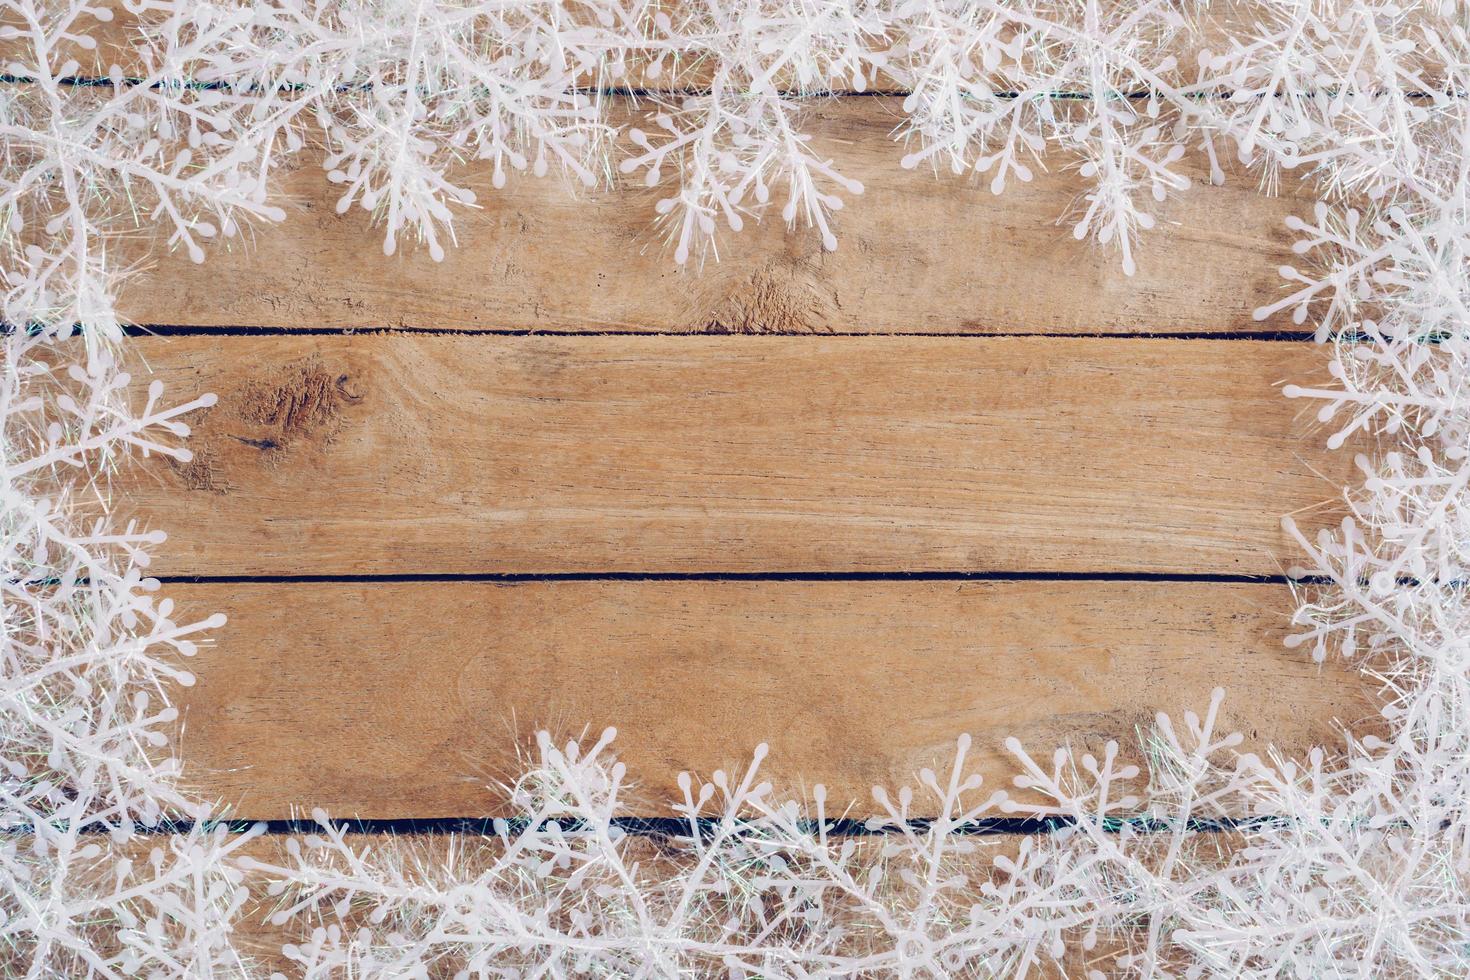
[29,572,1436,588]
[1,74,1452,102]
[159,571,1312,585]
[9,814,1277,839]
[6,75,904,97]
[0,76,1117,98]
[0,321,1420,344]
[106,324,1318,341]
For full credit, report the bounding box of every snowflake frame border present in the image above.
[2,0,1469,976]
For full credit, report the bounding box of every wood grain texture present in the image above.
[106,97,1316,334]
[5,5,1392,972]
[125,334,1348,577]
[168,579,1373,819]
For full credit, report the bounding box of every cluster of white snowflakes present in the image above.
[2,0,1468,976]
[0,336,267,978]
[9,0,1465,275]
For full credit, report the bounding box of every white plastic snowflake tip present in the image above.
[1,332,218,826]
[247,728,1038,975]
[0,325,240,975]
[0,0,1297,274]
[0,6,244,950]
[1244,5,1470,971]
[231,3,1470,972]
[1,821,265,977]
[252,0,633,262]
[11,0,1452,276]
[248,695,1467,977]
[891,0,1201,277]
[616,0,883,265]
[0,0,289,305]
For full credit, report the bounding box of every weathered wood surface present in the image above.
[125,334,1346,577]
[168,579,1372,819]
[110,103,1313,334]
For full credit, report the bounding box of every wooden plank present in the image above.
[126,334,1349,577]
[2,84,1317,335]
[107,96,1314,333]
[168,579,1373,819]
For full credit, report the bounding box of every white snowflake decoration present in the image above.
[2,0,1470,976]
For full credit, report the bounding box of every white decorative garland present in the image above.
[1,0,1467,975]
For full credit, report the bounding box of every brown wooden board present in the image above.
[167,579,1373,819]
[125,334,1348,577]
[108,100,1315,334]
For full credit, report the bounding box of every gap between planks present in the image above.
[115,325,1324,341]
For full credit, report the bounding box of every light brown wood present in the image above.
[168,579,1372,819]
[125,334,1349,577]
[109,99,1314,334]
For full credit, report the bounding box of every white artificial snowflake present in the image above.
[3,1,1470,976]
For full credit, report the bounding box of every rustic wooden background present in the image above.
[13,8,1384,964]
[112,112,1374,822]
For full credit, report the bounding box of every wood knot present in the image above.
[167,445,226,494]
[171,357,363,494]
[236,359,359,448]
[701,267,835,334]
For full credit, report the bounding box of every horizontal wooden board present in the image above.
[126,334,1349,577]
[110,97,1313,334]
[168,579,1372,819]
